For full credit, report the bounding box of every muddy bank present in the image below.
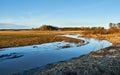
[33,46,120,75]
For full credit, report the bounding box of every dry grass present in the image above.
[81,32,120,46]
[0,30,83,48]
[1,30,119,48]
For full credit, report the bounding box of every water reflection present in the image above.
[0,34,112,75]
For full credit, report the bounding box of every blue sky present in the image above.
[0,0,120,29]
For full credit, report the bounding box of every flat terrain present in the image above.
[0,30,83,48]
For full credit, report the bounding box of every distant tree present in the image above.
[108,22,120,33]
[117,23,120,29]
[109,23,113,29]
[40,25,58,31]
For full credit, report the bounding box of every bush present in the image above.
[39,25,59,31]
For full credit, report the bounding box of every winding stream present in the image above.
[0,34,112,75]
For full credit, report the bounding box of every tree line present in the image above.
[32,23,120,34]
[109,23,120,29]
[109,23,120,33]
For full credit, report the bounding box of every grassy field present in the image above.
[1,30,120,48]
[0,30,83,48]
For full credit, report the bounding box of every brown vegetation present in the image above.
[32,25,58,31]
[0,31,83,48]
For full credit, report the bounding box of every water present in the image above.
[0,34,112,75]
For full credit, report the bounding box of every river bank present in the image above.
[0,34,112,75]
[33,46,120,75]
[33,33,120,75]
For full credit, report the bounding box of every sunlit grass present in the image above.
[0,30,83,48]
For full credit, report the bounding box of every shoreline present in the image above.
[32,34,120,75]
[33,45,120,75]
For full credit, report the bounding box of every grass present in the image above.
[81,33,120,46]
[1,30,120,48]
[0,30,83,48]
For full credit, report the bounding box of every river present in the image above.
[0,34,112,75]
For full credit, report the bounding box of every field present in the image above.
[0,30,83,48]
[0,30,120,49]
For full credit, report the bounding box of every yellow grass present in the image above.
[1,30,120,48]
[82,33,120,46]
[0,30,83,48]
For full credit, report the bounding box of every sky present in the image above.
[0,0,120,29]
